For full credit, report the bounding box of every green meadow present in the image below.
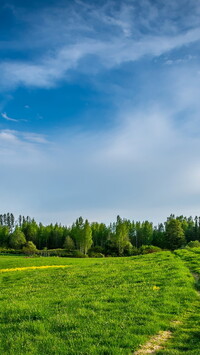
[175,248,200,276]
[0,252,199,354]
[157,248,200,355]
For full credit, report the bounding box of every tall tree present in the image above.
[82,220,93,254]
[22,219,38,244]
[91,222,109,247]
[71,217,84,250]
[114,216,130,255]
[63,235,75,251]
[141,221,153,245]
[0,226,10,247]
[152,223,166,248]
[165,218,186,250]
[9,227,26,249]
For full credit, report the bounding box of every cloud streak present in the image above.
[1,112,18,122]
[0,129,48,146]
[0,0,200,90]
[1,95,200,225]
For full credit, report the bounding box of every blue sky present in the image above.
[1,0,200,225]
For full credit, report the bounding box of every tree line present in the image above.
[0,213,200,256]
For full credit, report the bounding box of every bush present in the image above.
[71,250,88,258]
[140,245,162,254]
[37,249,71,257]
[88,246,104,257]
[9,228,26,249]
[36,249,88,258]
[104,240,119,256]
[131,246,140,255]
[0,248,24,255]
[22,241,38,256]
[123,242,135,256]
[186,240,200,248]
[88,252,105,258]
[63,236,75,251]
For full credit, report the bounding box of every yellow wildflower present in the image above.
[0,265,71,273]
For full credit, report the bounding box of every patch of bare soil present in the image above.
[134,330,172,354]
[170,320,182,326]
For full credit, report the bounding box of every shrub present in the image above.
[187,240,200,248]
[0,248,24,255]
[140,245,162,254]
[37,249,71,257]
[36,249,88,258]
[22,241,38,256]
[9,228,26,249]
[63,235,75,251]
[71,250,88,258]
[88,246,104,257]
[104,240,119,256]
[88,252,105,258]
[131,246,140,255]
[123,242,135,256]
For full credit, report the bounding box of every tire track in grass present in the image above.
[133,330,172,354]
[134,265,200,354]
[0,265,72,273]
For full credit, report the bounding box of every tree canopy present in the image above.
[0,212,199,256]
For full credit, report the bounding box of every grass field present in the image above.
[175,248,200,277]
[157,248,200,354]
[0,252,199,354]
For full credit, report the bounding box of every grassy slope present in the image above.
[0,252,197,355]
[0,255,89,269]
[157,248,200,355]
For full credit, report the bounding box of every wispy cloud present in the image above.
[0,129,48,146]
[1,112,18,122]
[1,112,28,123]
[1,89,200,225]
[0,129,19,143]
[0,0,200,90]
[21,132,48,144]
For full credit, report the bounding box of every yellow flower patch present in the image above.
[153,285,160,291]
[0,265,71,273]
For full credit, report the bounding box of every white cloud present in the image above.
[21,132,49,144]
[1,112,18,122]
[1,112,28,123]
[1,27,200,90]
[1,1,200,90]
[0,129,48,147]
[0,130,19,143]
[1,98,200,225]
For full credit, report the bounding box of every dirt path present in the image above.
[134,270,200,354]
[133,331,172,354]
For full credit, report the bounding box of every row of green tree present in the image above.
[0,213,200,256]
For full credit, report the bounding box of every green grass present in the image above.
[175,248,200,276]
[0,252,198,354]
[157,248,200,354]
[0,255,89,269]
